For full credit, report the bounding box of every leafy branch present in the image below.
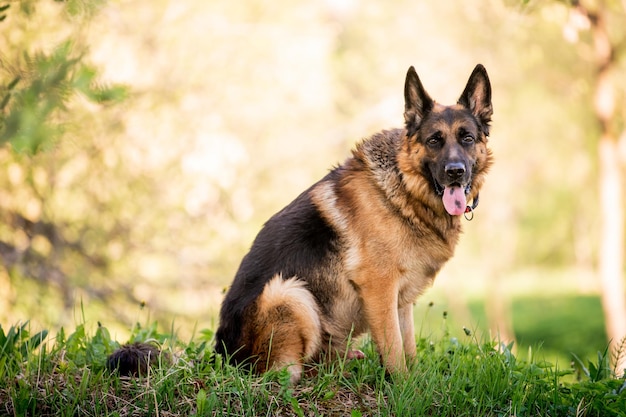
[0,41,126,154]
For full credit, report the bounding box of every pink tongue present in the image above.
[442,186,467,216]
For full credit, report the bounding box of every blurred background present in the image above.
[1,0,625,370]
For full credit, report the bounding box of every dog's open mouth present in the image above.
[433,178,472,216]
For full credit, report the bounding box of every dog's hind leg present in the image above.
[253,274,322,384]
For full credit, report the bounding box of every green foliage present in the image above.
[564,347,626,417]
[0,41,126,154]
[64,0,106,19]
[0,322,48,377]
[0,0,127,155]
[0,322,48,358]
[467,294,608,367]
[514,296,607,360]
[0,3,9,22]
[63,322,118,369]
[572,347,612,383]
[0,318,624,416]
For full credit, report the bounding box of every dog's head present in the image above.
[402,65,493,216]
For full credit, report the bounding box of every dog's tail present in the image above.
[106,341,164,376]
[251,274,321,384]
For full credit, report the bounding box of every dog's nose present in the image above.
[445,162,466,180]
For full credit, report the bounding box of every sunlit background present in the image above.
[1,0,625,370]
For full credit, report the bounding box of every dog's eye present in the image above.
[426,133,442,146]
[461,134,475,144]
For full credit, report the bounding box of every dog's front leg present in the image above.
[398,304,416,360]
[359,281,406,373]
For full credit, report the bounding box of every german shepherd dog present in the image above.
[214,65,493,383]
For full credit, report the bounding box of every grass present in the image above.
[465,294,606,358]
[1,314,625,416]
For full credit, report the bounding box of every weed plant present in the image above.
[0,311,624,416]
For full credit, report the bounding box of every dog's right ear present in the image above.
[404,66,434,137]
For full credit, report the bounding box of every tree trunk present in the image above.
[588,1,626,376]
[598,134,626,376]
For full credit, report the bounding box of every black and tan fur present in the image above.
[214,65,493,383]
[107,342,163,376]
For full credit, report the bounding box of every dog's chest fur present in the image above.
[311,129,461,314]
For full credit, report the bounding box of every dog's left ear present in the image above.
[458,64,492,136]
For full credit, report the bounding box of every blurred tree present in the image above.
[0,1,131,324]
[557,0,626,375]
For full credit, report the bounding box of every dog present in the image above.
[214,64,493,384]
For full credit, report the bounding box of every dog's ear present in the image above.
[458,64,492,136]
[404,66,434,137]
